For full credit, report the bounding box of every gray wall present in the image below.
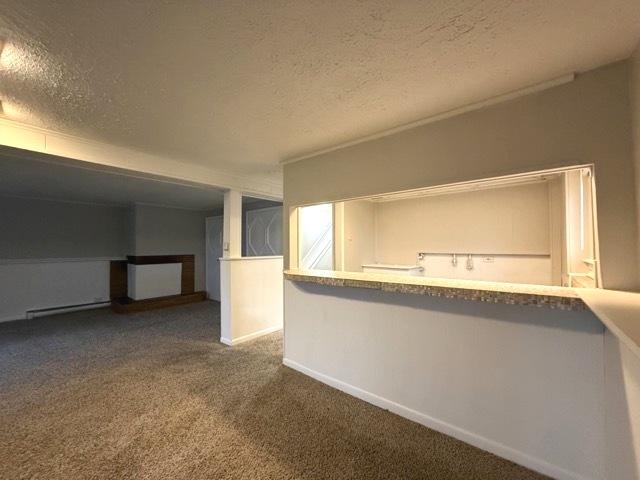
[284,61,638,290]
[132,204,209,291]
[632,43,640,280]
[0,196,128,259]
[0,198,211,298]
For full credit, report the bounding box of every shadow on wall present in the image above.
[292,282,602,335]
[192,344,546,480]
[605,331,640,479]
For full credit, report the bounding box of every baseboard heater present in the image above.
[25,301,111,319]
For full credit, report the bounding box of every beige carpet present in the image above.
[0,302,548,479]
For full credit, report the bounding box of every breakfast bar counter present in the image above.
[284,269,585,310]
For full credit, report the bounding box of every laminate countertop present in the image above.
[284,269,585,310]
[285,269,640,359]
[578,288,640,358]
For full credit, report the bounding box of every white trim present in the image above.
[220,325,282,346]
[0,192,132,208]
[27,302,111,319]
[1,301,110,323]
[293,164,592,208]
[219,255,284,262]
[282,358,590,480]
[369,174,553,202]
[0,192,227,212]
[281,74,575,165]
[0,257,124,265]
[132,201,219,212]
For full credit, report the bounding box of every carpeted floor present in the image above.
[0,301,548,480]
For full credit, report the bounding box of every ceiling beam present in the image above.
[0,117,283,200]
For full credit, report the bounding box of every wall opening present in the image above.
[289,165,600,287]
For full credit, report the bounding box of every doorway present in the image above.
[205,215,223,301]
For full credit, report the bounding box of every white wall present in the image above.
[284,281,605,480]
[341,200,376,272]
[282,57,640,479]
[374,181,551,259]
[619,47,640,478]
[0,259,112,322]
[339,181,558,284]
[604,330,640,479]
[220,256,283,345]
[416,253,552,285]
[127,263,182,300]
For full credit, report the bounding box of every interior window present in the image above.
[292,166,599,287]
[298,203,333,270]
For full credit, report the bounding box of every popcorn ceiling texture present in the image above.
[1,1,640,180]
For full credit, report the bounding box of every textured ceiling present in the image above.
[1,0,640,180]
[0,149,226,210]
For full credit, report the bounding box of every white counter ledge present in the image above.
[578,288,640,357]
[284,269,585,310]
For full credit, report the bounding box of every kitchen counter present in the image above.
[284,269,585,310]
[285,270,640,358]
[578,288,640,358]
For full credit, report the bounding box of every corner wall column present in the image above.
[223,189,242,258]
[221,189,242,343]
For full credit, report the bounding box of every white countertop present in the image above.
[578,288,640,358]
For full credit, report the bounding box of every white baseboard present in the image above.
[28,302,111,319]
[0,315,25,323]
[220,324,282,346]
[282,358,589,480]
[0,302,110,324]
